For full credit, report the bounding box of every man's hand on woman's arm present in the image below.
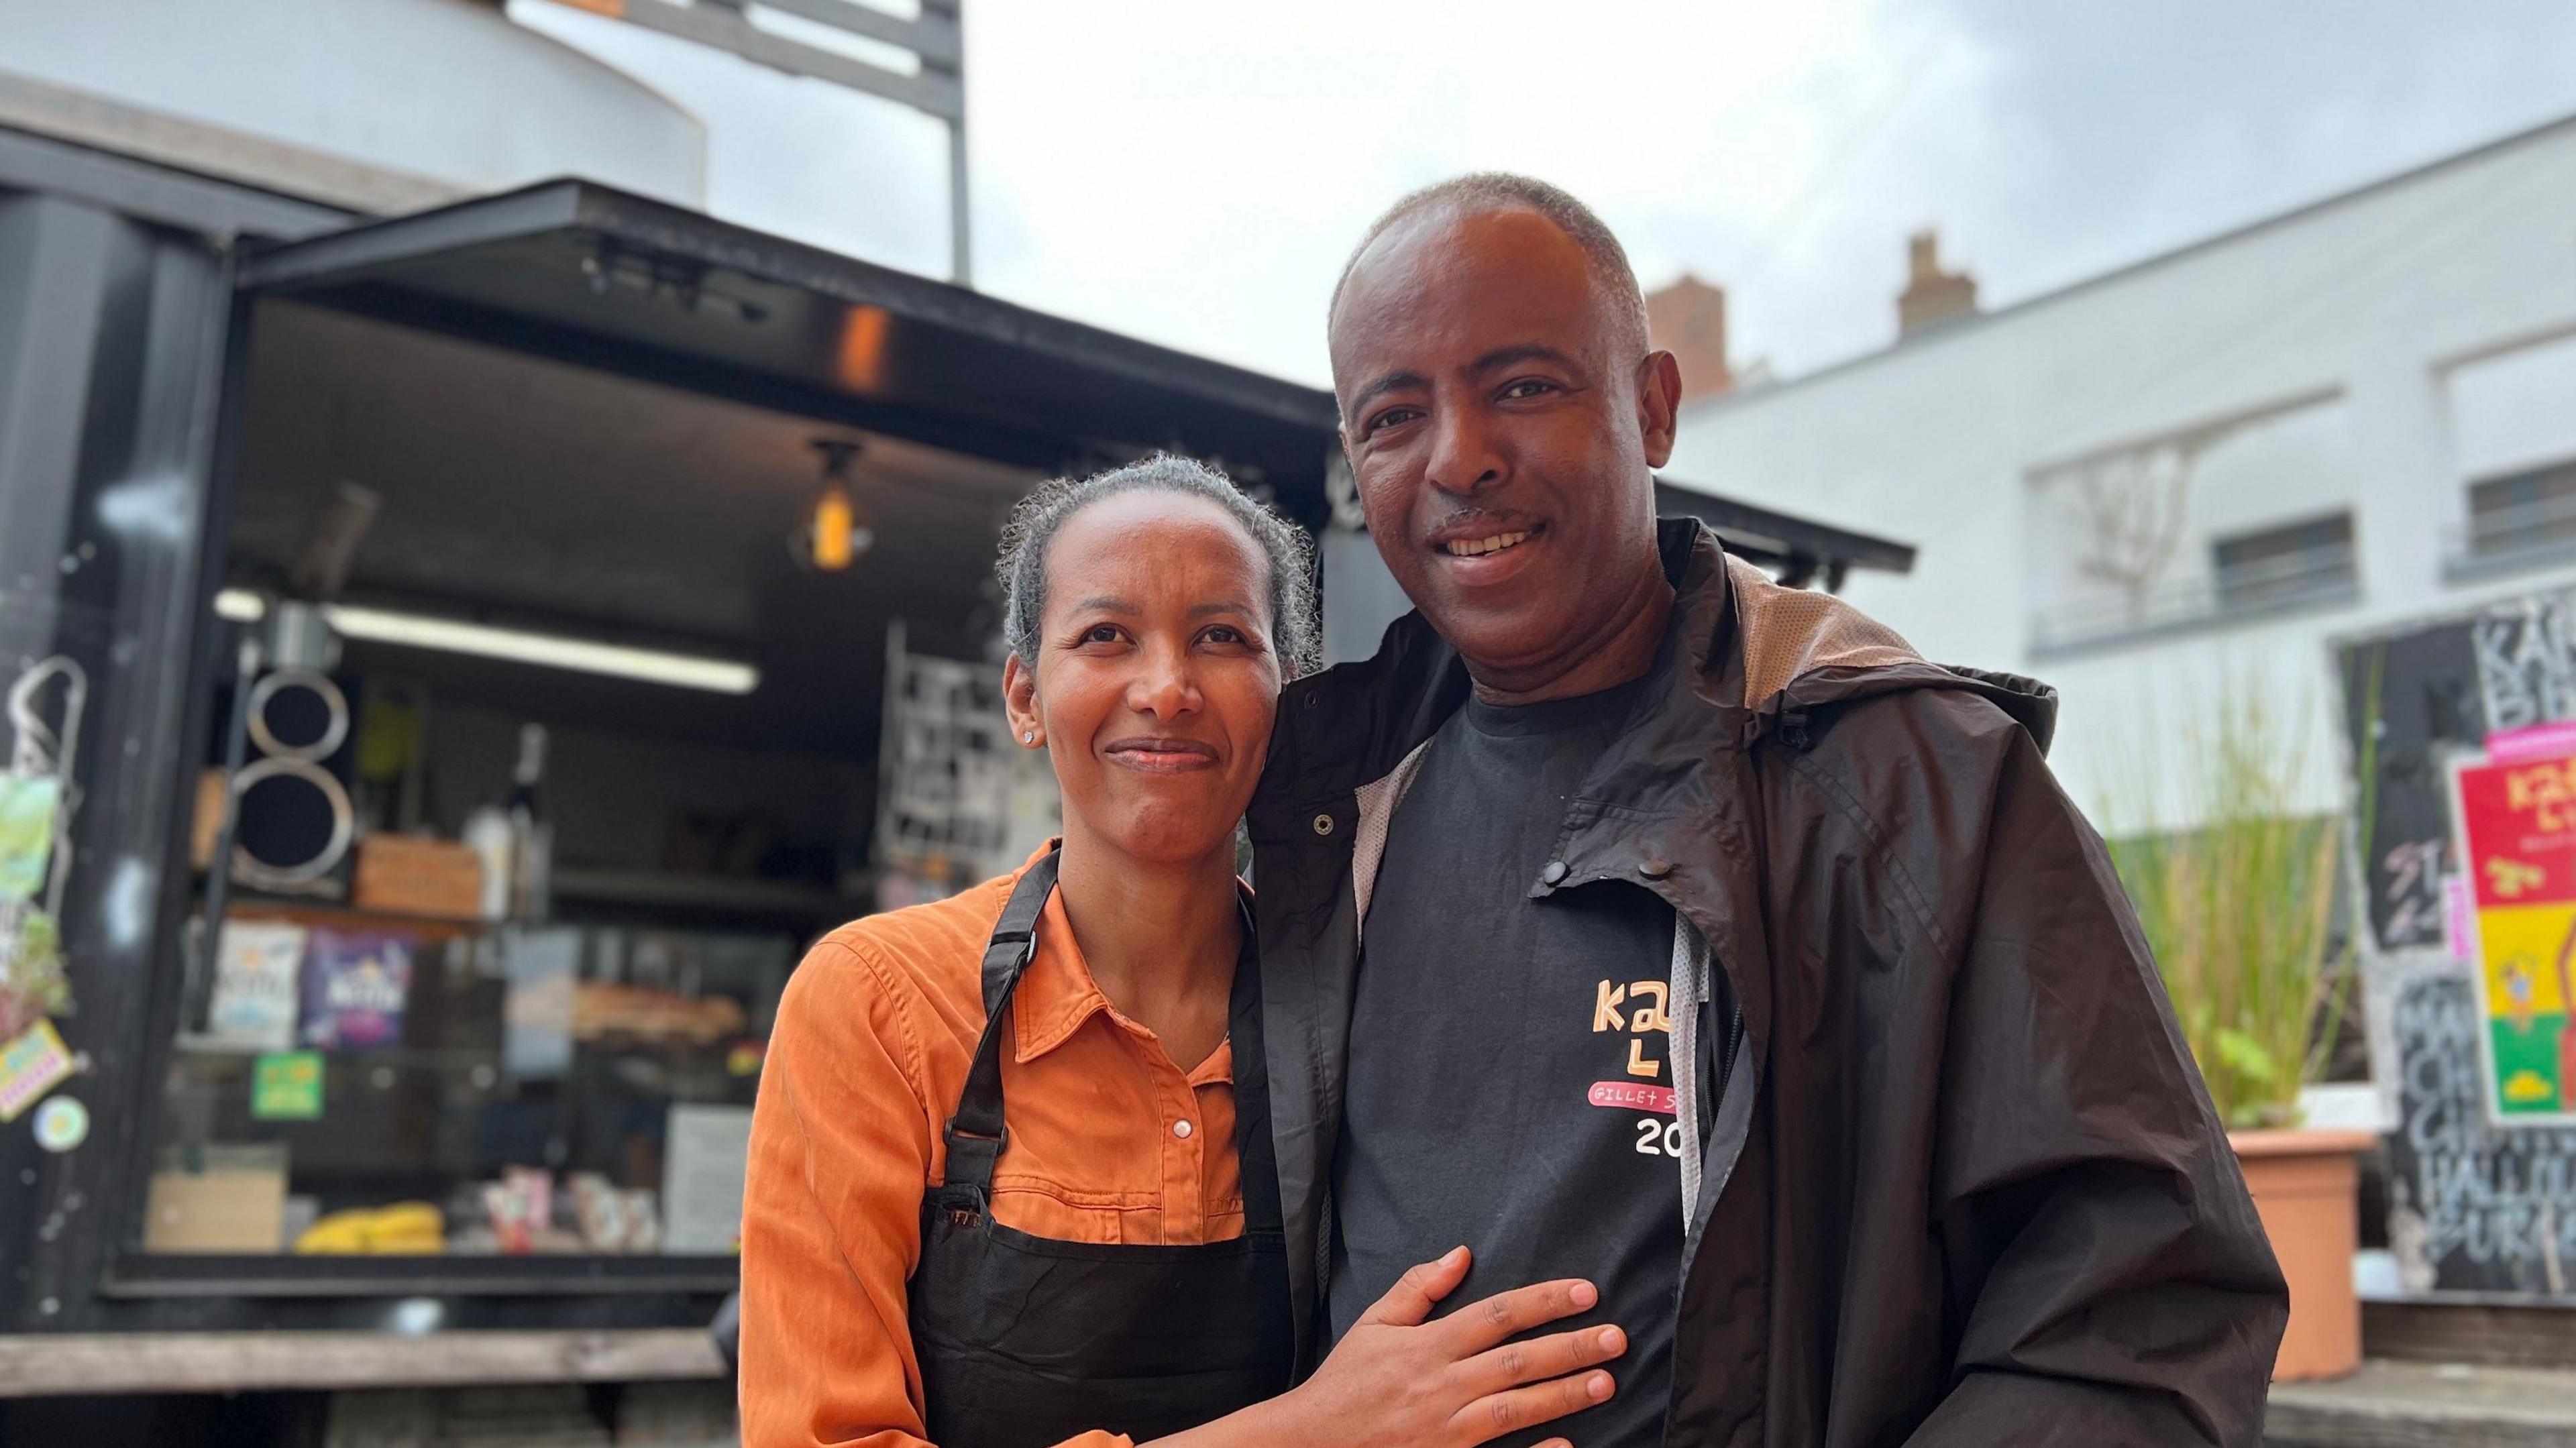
[1151,1246,1625,1448]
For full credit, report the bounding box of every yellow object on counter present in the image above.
[294,1201,445,1254]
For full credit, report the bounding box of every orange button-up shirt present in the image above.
[739,852,1246,1448]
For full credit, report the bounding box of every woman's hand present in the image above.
[1156,1246,1623,1448]
[1289,1245,1623,1447]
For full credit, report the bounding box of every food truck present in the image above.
[0,115,1911,1436]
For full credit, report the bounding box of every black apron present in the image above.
[908,849,1293,1448]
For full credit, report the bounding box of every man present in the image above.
[1248,174,2287,1447]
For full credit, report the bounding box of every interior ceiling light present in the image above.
[211,590,757,695]
[800,437,877,572]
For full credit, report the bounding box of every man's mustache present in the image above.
[1421,507,1543,538]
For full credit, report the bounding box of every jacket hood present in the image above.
[1706,521,2059,753]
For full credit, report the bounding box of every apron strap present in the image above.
[1226,888,1287,1241]
[938,846,1284,1242]
[943,847,1063,1195]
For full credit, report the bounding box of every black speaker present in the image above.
[207,603,358,895]
[230,666,354,891]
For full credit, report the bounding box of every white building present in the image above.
[1662,113,2576,830]
[0,0,708,213]
[0,0,964,277]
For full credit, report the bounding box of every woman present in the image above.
[740,456,1625,1448]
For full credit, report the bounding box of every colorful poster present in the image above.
[0,775,61,902]
[207,920,307,1050]
[2451,753,2576,1123]
[0,1017,76,1121]
[301,929,414,1050]
[502,928,579,1079]
[252,1051,325,1120]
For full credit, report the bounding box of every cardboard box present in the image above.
[144,1144,289,1252]
[352,834,485,921]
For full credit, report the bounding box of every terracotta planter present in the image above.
[2230,1127,2374,1382]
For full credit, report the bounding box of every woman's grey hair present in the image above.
[996,453,1322,681]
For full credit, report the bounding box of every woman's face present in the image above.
[1004,491,1283,867]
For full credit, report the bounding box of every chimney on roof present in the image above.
[1645,274,1733,402]
[1896,229,1978,336]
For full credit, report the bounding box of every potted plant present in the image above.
[2103,685,2366,1382]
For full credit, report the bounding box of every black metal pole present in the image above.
[185,629,260,1036]
[936,0,970,288]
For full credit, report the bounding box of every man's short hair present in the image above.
[1329,172,1651,359]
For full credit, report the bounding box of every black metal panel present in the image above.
[232,180,1342,518]
[0,197,238,1335]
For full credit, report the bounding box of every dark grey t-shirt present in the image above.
[1328,680,1682,1448]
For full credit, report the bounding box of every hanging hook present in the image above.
[5,656,87,918]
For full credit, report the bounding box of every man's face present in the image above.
[1330,205,1677,680]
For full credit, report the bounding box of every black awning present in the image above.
[233,180,1343,526]
[1654,480,1916,586]
[227,180,1916,578]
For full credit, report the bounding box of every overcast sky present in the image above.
[516,1,2576,390]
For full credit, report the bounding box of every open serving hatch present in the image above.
[108,180,1340,1313]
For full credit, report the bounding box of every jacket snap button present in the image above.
[1540,860,1568,885]
[1311,813,1336,837]
[1639,859,1673,879]
[1172,1119,1193,1139]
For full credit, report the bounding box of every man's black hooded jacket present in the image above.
[1248,519,2287,1447]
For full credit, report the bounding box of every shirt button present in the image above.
[1311,813,1336,837]
[1172,1119,1194,1139]
[1540,860,1568,885]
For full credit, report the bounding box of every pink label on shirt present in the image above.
[1589,1081,1676,1115]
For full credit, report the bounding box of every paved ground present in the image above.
[2266,1359,2576,1447]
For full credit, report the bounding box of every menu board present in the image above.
[661,1103,753,1255]
[2338,618,2481,954]
[2337,596,2576,1293]
[874,621,1058,889]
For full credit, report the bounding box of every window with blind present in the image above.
[2212,510,2359,614]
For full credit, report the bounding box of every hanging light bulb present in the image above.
[812,483,858,570]
[801,438,876,571]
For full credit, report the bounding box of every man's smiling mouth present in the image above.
[1442,530,1534,557]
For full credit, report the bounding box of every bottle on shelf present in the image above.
[462,803,512,922]
[507,723,553,922]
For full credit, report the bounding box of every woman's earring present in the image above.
[1023,731,1038,746]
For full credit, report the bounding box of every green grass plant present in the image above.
[2101,682,2349,1131]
